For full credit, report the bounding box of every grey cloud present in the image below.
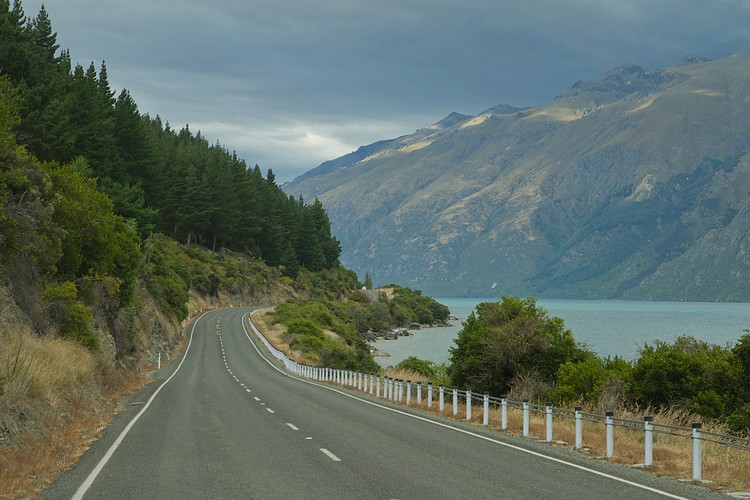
[19,0,750,181]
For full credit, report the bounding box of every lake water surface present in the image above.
[372,298,750,367]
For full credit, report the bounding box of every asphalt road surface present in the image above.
[43,308,723,499]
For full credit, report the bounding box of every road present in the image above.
[43,308,721,499]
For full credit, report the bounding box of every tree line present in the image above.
[0,0,340,276]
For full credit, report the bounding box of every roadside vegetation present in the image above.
[445,296,750,435]
[265,283,450,372]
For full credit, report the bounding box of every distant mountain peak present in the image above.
[484,104,529,115]
[676,54,711,66]
[285,51,750,301]
[432,112,472,129]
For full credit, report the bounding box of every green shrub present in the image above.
[286,318,323,338]
[726,403,750,435]
[42,282,97,349]
[396,356,437,377]
[554,354,632,404]
[448,296,590,396]
[629,336,737,411]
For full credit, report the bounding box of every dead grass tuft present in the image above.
[1,329,96,405]
[381,367,430,384]
[0,321,149,498]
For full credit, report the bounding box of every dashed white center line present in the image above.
[320,448,341,462]
[254,397,260,401]
[245,389,252,393]
[286,423,299,431]
[266,408,275,414]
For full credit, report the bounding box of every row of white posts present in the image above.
[247,314,743,485]
[290,365,717,481]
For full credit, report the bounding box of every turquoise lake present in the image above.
[372,297,750,367]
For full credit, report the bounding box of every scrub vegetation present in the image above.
[443,297,750,434]
[267,284,449,372]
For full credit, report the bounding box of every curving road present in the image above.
[43,308,721,499]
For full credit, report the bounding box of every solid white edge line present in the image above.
[241,310,687,500]
[72,310,210,500]
[320,448,341,462]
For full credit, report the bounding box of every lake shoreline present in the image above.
[372,297,750,367]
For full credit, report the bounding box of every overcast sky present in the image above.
[19,0,750,182]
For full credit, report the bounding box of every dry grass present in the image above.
[381,367,430,384]
[0,327,148,498]
[250,310,314,365]
[1,329,96,403]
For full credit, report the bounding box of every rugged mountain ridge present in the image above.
[286,51,750,300]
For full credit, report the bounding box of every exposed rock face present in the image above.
[286,51,750,300]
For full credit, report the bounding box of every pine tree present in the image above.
[28,5,58,66]
[18,7,74,161]
[309,198,341,267]
[294,207,326,271]
[114,89,152,181]
[0,0,30,81]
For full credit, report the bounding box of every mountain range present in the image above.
[285,51,750,300]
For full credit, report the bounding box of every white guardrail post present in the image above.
[605,412,615,459]
[439,385,445,412]
[452,388,458,416]
[575,406,583,449]
[501,398,508,430]
[692,423,702,481]
[466,390,472,421]
[376,376,381,397]
[644,416,653,466]
[427,382,433,408]
[406,380,412,405]
[417,382,422,407]
[483,393,489,426]
[522,400,529,437]
[545,402,553,442]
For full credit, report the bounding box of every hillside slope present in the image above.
[286,52,750,300]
